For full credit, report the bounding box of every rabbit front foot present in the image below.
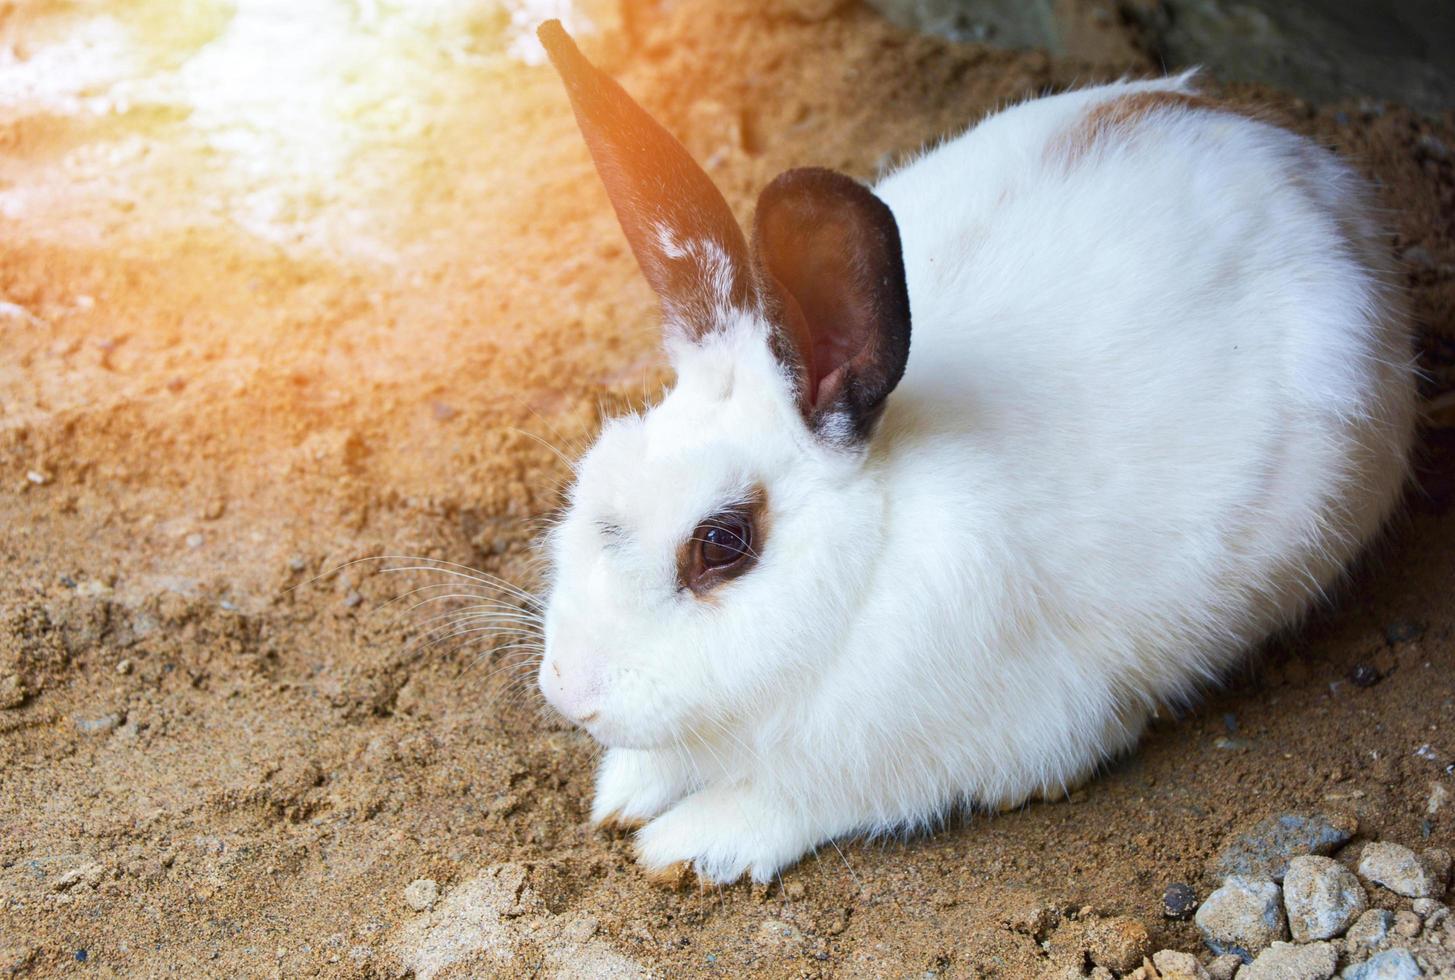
[633,783,818,885]
[591,747,695,829]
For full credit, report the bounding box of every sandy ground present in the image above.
[1,1,1453,976]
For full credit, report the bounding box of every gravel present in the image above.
[1243,940,1337,980]
[1346,910,1396,953]
[1341,948,1424,979]
[1085,916,1150,974]
[404,878,439,912]
[1151,948,1209,979]
[1349,664,1382,688]
[1194,877,1288,962]
[1284,855,1368,942]
[1359,842,1450,898]
[1205,953,1242,980]
[1163,882,1198,920]
[1384,620,1425,645]
[1210,812,1357,882]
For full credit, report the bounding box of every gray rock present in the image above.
[1342,948,1423,979]
[1285,855,1368,941]
[1212,812,1358,883]
[1195,877,1289,962]
[1244,941,1338,980]
[1359,842,1449,898]
[1346,909,1396,952]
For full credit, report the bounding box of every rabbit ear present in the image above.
[538,21,754,338]
[752,168,912,444]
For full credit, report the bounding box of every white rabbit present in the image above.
[533,21,1416,884]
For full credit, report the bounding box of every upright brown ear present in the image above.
[752,168,912,444]
[538,20,753,338]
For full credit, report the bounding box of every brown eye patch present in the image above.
[677,488,768,597]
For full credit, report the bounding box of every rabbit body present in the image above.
[537,26,1416,886]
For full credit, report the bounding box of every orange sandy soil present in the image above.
[1,1,1454,977]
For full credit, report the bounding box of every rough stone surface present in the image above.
[1285,855,1368,941]
[1359,842,1448,898]
[1211,812,1358,882]
[1086,916,1151,974]
[1194,877,1289,962]
[1152,948,1210,979]
[1341,948,1424,979]
[1346,910,1396,952]
[1244,940,1338,980]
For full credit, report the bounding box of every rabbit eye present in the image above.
[678,492,766,596]
[699,516,752,568]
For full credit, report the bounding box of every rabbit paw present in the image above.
[634,784,816,885]
[591,748,695,829]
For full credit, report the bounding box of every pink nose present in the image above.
[539,656,602,724]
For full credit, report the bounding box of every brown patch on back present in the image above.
[1054,90,1222,167]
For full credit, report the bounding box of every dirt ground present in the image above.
[2,1,1454,977]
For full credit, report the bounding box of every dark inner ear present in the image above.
[752,168,912,443]
[538,21,753,338]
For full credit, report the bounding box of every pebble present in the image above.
[73,713,122,736]
[1341,948,1424,979]
[26,470,49,486]
[1412,899,1445,919]
[1416,134,1450,162]
[1151,948,1209,979]
[403,878,438,912]
[1164,882,1199,919]
[287,555,307,573]
[1206,953,1243,980]
[1244,940,1337,980]
[1086,916,1150,974]
[185,532,204,549]
[1,673,27,710]
[1384,621,1424,645]
[562,915,598,943]
[1211,812,1357,882]
[1428,784,1450,817]
[1393,911,1422,939]
[1349,664,1382,688]
[1346,910,1396,952]
[1194,877,1288,961]
[1285,855,1368,941]
[1359,842,1449,898]
[343,591,363,609]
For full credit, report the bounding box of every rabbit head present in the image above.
[534,22,910,749]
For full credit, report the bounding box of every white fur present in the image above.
[538,77,1417,883]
